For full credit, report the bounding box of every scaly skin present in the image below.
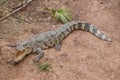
[12,21,112,64]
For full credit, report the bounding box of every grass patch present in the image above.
[38,62,51,72]
[41,7,72,24]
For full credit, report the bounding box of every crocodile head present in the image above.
[11,40,32,64]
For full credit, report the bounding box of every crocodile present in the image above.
[11,21,112,64]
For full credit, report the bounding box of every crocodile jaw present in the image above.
[12,48,32,64]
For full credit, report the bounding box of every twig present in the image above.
[0,0,33,22]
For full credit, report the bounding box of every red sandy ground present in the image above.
[0,0,120,80]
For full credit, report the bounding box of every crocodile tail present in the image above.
[75,21,112,42]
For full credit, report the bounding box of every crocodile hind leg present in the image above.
[54,37,62,51]
[33,48,44,62]
[54,43,61,51]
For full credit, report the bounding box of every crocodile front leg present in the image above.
[33,48,44,62]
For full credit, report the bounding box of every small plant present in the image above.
[15,16,30,24]
[38,62,51,71]
[16,17,25,24]
[42,7,72,24]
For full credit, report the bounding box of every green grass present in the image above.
[42,7,72,24]
[38,62,51,71]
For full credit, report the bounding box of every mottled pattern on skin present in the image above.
[12,21,112,64]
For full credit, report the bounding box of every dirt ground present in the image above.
[0,0,120,80]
